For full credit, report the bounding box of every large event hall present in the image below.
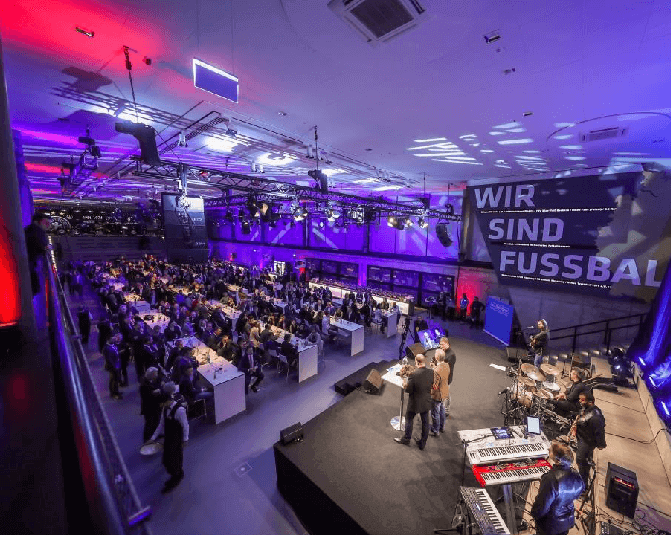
[2,2,671,535]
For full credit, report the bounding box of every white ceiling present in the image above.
[3,0,671,202]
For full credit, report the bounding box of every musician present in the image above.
[394,354,434,450]
[531,441,584,535]
[530,319,549,367]
[551,369,588,416]
[572,391,607,486]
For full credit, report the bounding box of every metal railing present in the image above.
[46,255,152,535]
[550,313,647,354]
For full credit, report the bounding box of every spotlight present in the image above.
[319,221,325,229]
[143,56,152,66]
[418,217,428,228]
[484,31,501,44]
[241,221,251,235]
[224,210,234,223]
[405,218,414,228]
[293,206,308,221]
[387,216,396,227]
[75,27,95,38]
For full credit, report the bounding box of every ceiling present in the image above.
[3,0,671,204]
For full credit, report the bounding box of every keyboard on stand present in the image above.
[467,441,548,465]
[472,458,552,487]
[460,486,510,535]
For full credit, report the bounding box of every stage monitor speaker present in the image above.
[280,422,304,445]
[605,462,638,518]
[407,299,415,317]
[363,369,383,394]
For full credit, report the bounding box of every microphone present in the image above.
[526,325,536,329]
[498,388,509,395]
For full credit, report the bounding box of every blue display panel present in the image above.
[421,273,454,295]
[322,260,339,275]
[484,296,514,346]
[306,258,321,271]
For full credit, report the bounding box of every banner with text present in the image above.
[467,172,671,301]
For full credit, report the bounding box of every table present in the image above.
[197,357,246,425]
[207,300,241,322]
[261,324,319,382]
[330,318,364,356]
[143,313,170,332]
[383,310,398,338]
[309,282,412,315]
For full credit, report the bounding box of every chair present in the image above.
[186,398,207,421]
[277,353,290,380]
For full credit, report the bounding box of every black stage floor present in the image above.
[274,353,511,535]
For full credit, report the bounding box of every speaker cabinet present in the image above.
[605,462,638,518]
[280,422,304,445]
[363,369,383,394]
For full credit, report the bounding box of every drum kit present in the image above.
[508,364,567,414]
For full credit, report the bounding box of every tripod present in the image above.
[577,461,597,535]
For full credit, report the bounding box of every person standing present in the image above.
[24,212,50,294]
[572,391,607,487]
[439,337,456,417]
[430,348,451,436]
[103,334,123,400]
[531,441,585,535]
[531,319,550,368]
[459,293,469,321]
[140,367,163,443]
[150,382,189,494]
[394,354,434,450]
[77,306,93,346]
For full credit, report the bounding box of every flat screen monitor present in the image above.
[418,326,445,350]
[526,416,541,435]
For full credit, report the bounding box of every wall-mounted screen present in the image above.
[340,262,358,278]
[368,265,392,283]
[422,273,454,296]
[393,269,419,288]
[322,260,339,275]
[306,258,321,271]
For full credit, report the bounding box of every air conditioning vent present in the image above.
[328,0,426,45]
[580,127,628,143]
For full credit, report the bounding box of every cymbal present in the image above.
[526,370,545,382]
[540,363,561,376]
[518,377,535,388]
[521,363,543,376]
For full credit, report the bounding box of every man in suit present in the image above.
[237,346,264,394]
[77,306,93,346]
[394,354,434,450]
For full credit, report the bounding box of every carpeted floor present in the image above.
[67,280,514,535]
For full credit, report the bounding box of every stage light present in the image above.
[387,216,396,227]
[294,207,308,221]
[241,221,251,234]
[484,31,501,44]
[405,218,414,228]
[205,137,238,152]
[418,217,428,228]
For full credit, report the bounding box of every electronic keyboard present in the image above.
[472,458,552,487]
[460,486,510,535]
[467,441,548,465]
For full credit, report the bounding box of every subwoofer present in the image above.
[363,369,383,394]
[280,422,304,445]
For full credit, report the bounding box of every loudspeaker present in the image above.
[280,422,304,445]
[363,369,383,394]
[435,223,453,247]
[605,462,638,518]
[114,122,161,166]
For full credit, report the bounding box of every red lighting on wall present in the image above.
[0,223,21,327]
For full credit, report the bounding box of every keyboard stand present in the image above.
[502,484,518,535]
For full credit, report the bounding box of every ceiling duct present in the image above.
[328,0,426,45]
[579,127,628,143]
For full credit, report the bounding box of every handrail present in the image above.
[46,254,152,535]
[546,312,646,354]
[550,312,647,334]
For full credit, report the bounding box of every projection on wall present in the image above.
[162,193,209,263]
[467,171,671,301]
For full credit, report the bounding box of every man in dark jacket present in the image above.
[531,441,584,535]
[24,212,50,294]
[103,334,123,400]
[572,391,607,486]
[139,367,163,442]
[77,306,93,346]
[552,369,588,416]
[394,354,434,450]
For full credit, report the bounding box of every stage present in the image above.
[274,352,513,535]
